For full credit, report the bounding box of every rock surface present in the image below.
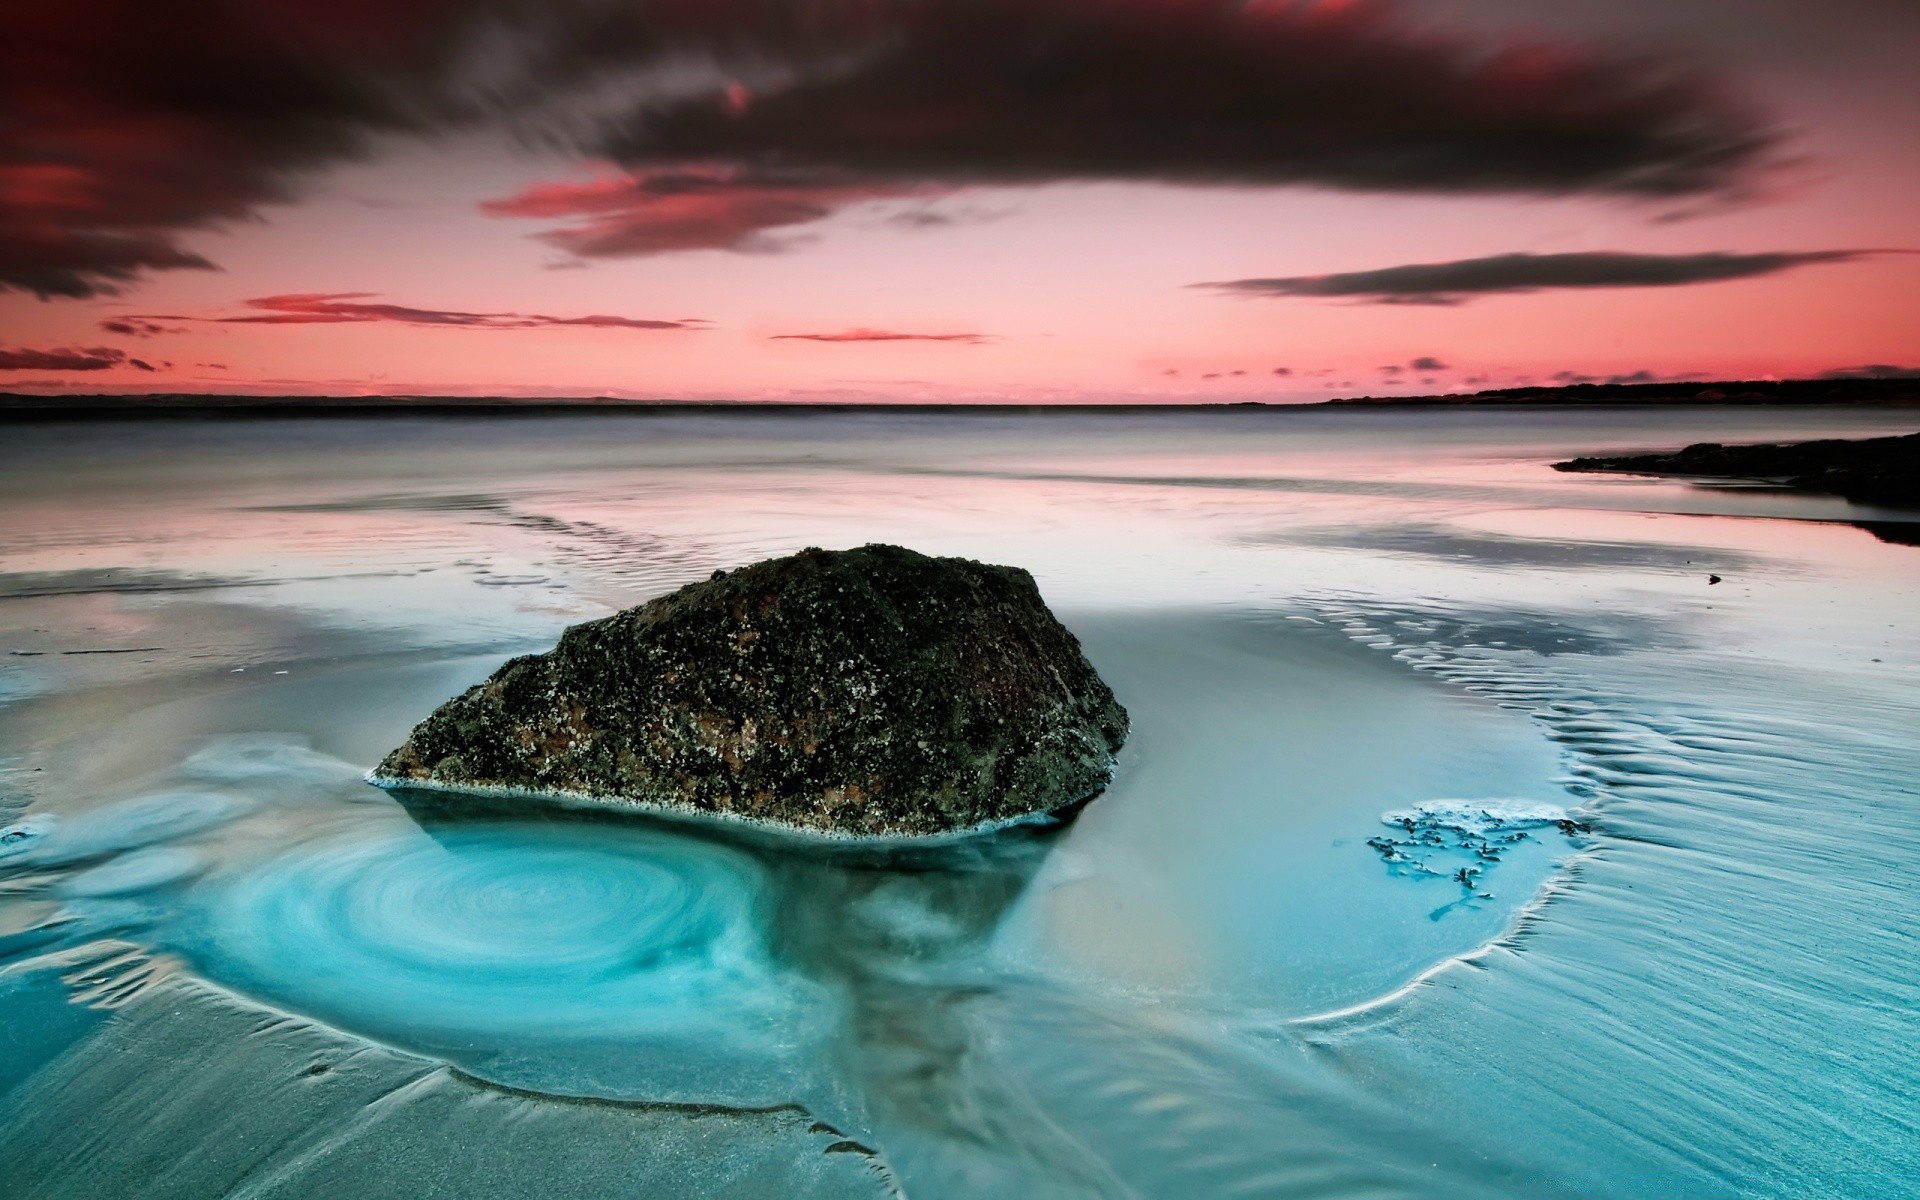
[372,544,1128,837]
[1554,430,1920,509]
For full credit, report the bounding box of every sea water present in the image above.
[1,405,1916,1197]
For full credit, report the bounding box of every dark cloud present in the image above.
[885,211,959,230]
[0,1,505,298]
[0,345,126,371]
[99,318,185,337]
[0,228,216,300]
[148,293,700,330]
[1410,356,1449,371]
[128,358,157,371]
[1196,249,1877,304]
[612,1,1775,198]
[510,1,1780,259]
[1272,367,1291,377]
[770,328,985,344]
[4,0,1785,291]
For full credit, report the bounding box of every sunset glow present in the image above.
[1,0,1915,402]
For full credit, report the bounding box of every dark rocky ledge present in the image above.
[1553,431,1920,509]
[371,544,1128,838]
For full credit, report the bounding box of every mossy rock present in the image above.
[372,545,1128,837]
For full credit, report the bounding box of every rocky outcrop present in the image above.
[371,545,1128,838]
[1554,431,1920,509]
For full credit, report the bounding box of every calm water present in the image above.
[2,406,1916,1198]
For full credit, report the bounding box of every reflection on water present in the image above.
[2,407,1917,1198]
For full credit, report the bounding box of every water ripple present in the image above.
[187,824,823,1057]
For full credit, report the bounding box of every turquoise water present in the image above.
[2,407,1916,1196]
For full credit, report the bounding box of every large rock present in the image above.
[371,545,1128,838]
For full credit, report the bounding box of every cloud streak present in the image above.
[0,345,128,371]
[99,318,185,337]
[143,294,702,331]
[482,166,938,257]
[1194,249,1877,304]
[770,328,987,344]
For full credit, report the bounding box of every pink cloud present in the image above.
[142,293,704,331]
[770,328,987,344]
[482,166,942,258]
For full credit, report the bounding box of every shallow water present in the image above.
[2,406,1917,1197]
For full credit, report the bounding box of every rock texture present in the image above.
[372,545,1128,837]
[1554,431,1920,509]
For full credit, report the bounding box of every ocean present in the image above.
[2,404,1916,1198]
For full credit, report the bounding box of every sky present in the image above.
[2,0,1916,403]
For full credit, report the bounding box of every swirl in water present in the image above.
[189,823,818,1067]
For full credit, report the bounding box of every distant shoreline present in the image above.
[2,375,1916,418]
[1321,376,1920,408]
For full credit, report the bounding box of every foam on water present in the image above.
[1364,798,1581,892]
[0,792,248,868]
[177,734,367,787]
[57,848,206,897]
[1380,799,1569,831]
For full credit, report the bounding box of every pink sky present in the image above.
[2,0,1916,403]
